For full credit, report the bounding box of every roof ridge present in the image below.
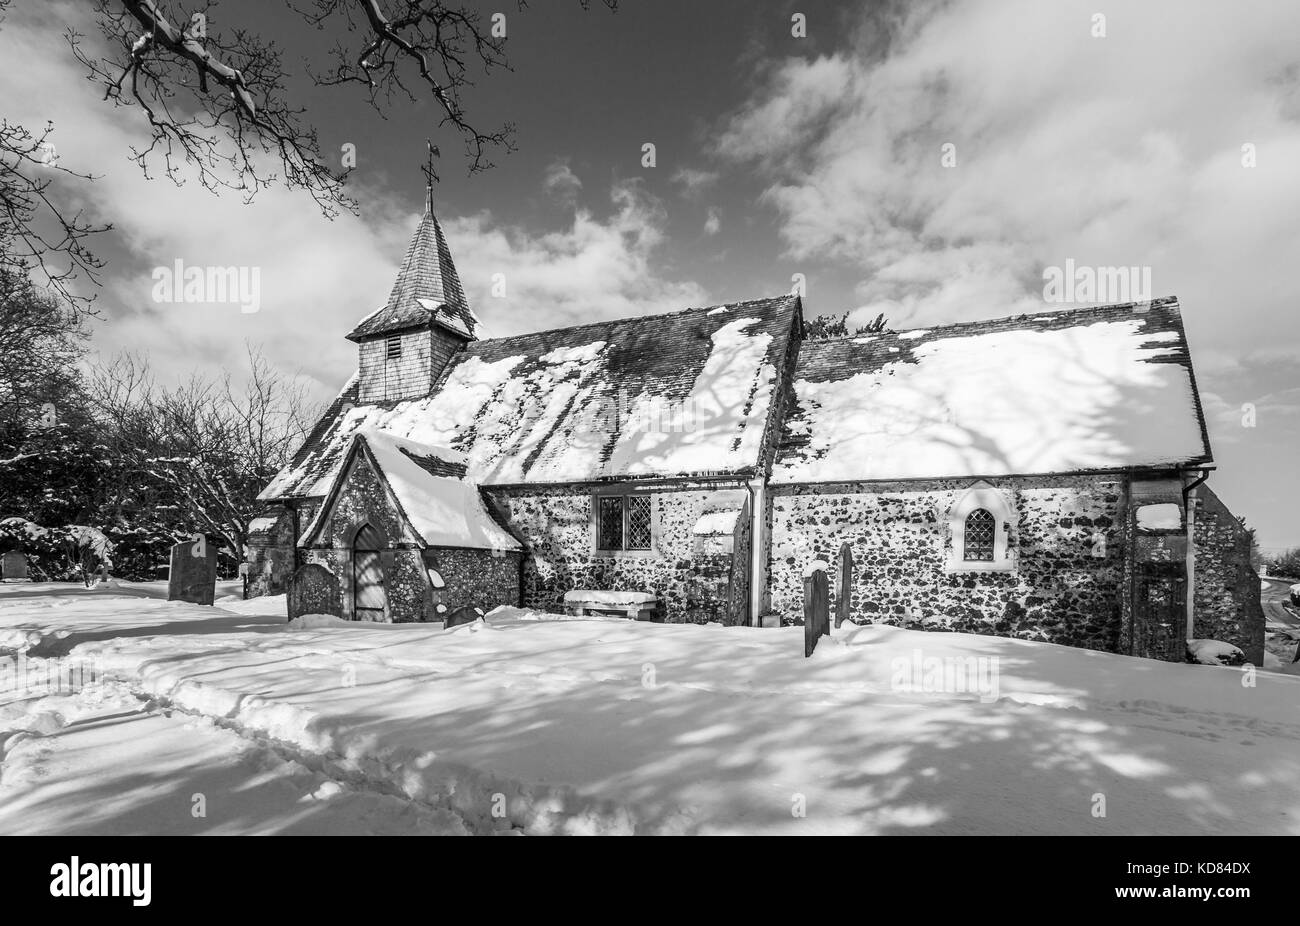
[807,296,1181,343]
[471,293,797,346]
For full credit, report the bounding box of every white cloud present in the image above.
[717,0,1300,352]
[446,180,708,334]
[671,167,720,195]
[703,207,722,236]
[1,3,705,400]
[717,0,1300,545]
[542,159,583,202]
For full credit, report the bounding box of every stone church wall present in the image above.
[767,475,1127,651]
[244,506,295,598]
[487,483,752,624]
[423,546,522,617]
[1193,486,1265,664]
[286,452,519,622]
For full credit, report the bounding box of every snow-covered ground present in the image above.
[2,582,1299,835]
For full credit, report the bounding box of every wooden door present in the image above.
[1135,564,1185,661]
[352,524,387,622]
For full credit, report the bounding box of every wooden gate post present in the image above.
[836,542,852,629]
[804,564,830,657]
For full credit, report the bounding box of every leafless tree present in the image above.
[0,0,616,307]
[90,345,317,558]
[0,119,112,313]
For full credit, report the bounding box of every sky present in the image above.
[2,0,1298,550]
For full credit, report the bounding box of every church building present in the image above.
[247,197,1264,664]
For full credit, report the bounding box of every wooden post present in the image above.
[836,542,852,629]
[804,566,829,657]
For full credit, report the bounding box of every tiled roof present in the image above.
[261,295,800,499]
[771,297,1213,484]
[346,203,476,342]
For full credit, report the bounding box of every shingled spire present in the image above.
[350,190,480,403]
[346,194,477,342]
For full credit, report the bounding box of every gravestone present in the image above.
[804,564,830,658]
[167,538,218,605]
[1,551,29,582]
[288,563,341,621]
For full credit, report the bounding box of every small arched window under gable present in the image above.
[946,481,1016,573]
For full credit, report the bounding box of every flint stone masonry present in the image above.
[245,509,296,598]
[1192,486,1264,665]
[288,563,341,621]
[488,484,752,625]
[167,539,217,606]
[423,545,521,616]
[300,450,519,622]
[768,475,1126,651]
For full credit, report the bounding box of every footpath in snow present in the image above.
[2,582,1299,835]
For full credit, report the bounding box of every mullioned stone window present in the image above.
[592,490,655,556]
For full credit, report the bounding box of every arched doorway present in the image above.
[352,523,387,622]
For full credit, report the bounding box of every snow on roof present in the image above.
[247,515,281,535]
[692,511,743,536]
[772,299,1211,483]
[362,429,518,551]
[690,489,748,535]
[264,295,798,497]
[303,428,520,552]
[1136,503,1182,530]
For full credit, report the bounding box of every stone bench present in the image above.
[563,590,661,621]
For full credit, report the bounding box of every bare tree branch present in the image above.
[0,119,111,312]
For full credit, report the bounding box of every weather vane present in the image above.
[422,140,440,187]
[421,139,441,211]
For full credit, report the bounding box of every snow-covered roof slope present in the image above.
[263,295,798,497]
[301,429,520,551]
[772,299,1211,484]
